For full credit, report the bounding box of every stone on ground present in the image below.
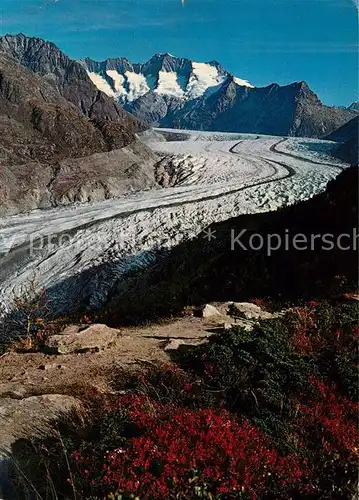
[45,323,119,354]
[164,338,206,351]
[201,304,222,318]
[228,302,274,320]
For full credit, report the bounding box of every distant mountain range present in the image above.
[82,53,357,138]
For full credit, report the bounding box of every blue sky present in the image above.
[0,0,358,106]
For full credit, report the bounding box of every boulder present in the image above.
[44,323,119,354]
[164,339,185,351]
[201,304,222,318]
[164,338,205,351]
[56,324,83,336]
[228,302,274,320]
[223,319,254,332]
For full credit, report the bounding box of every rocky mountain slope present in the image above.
[82,53,356,137]
[348,101,359,112]
[83,52,253,102]
[0,54,112,164]
[0,36,157,216]
[326,115,359,164]
[0,33,145,147]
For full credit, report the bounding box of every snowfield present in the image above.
[86,60,253,104]
[0,131,346,316]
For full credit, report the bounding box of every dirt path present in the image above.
[0,314,229,399]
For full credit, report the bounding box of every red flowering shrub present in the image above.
[351,324,359,339]
[74,396,308,499]
[10,301,358,500]
[287,306,318,355]
[249,298,270,310]
[291,328,313,355]
[298,377,358,459]
[292,376,359,497]
[288,303,358,358]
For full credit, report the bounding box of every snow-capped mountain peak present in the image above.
[80,51,356,136]
[82,54,254,105]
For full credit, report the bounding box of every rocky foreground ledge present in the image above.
[0,300,275,497]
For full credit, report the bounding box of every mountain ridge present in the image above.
[326,115,359,164]
[0,33,146,146]
[81,52,356,137]
[1,34,355,138]
[81,52,253,110]
[0,34,157,215]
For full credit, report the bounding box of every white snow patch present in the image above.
[234,77,255,88]
[104,70,150,102]
[186,62,225,99]
[155,71,185,98]
[106,70,126,95]
[87,71,115,97]
[124,72,150,102]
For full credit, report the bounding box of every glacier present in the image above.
[0,132,345,316]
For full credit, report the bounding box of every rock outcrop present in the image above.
[0,33,144,145]
[228,302,275,320]
[0,394,81,498]
[0,40,157,216]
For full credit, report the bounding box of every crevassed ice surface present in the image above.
[0,132,347,316]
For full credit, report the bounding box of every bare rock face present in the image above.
[0,50,157,216]
[0,142,157,216]
[0,394,81,452]
[44,323,120,354]
[0,384,30,400]
[0,33,145,145]
[0,54,109,163]
[325,116,359,164]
